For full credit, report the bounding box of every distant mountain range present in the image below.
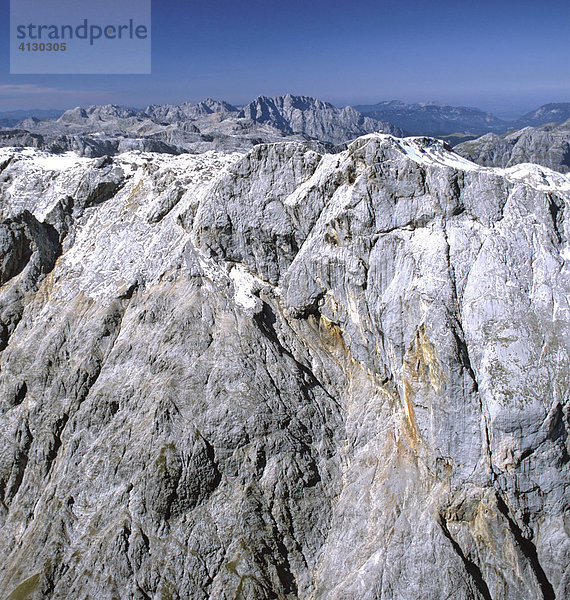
[1,97,569,168]
[0,95,403,155]
[353,100,508,136]
[512,103,570,128]
[0,109,64,128]
[354,100,570,137]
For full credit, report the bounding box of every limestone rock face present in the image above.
[0,135,568,600]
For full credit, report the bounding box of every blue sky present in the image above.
[1,0,569,116]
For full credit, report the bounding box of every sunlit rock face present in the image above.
[456,119,570,174]
[0,135,568,600]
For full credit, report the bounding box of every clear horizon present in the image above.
[1,0,569,116]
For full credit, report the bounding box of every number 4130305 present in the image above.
[18,42,67,51]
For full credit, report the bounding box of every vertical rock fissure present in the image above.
[254,299,342,411]
[438,515,493,600]
[442,222,478,390]
[494,494,556,600]
[1,422,33,506]
[547,193,565,245]
[44,413,69,477]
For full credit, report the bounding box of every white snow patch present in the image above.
[397,138,433,166]
[502,163,570,193]
[229,265,259,311]
[15,148,90,171]
[198,253,226,283]
[397,137,480,171]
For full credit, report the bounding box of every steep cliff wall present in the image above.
[0,136,568,599]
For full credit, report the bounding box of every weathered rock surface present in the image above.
[456,120,570,174]
[144,98,239,122]
[0,135,569,600]
[0,129,190,158]
[237,95,403,144]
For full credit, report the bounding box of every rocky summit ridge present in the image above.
[0,134,569,599]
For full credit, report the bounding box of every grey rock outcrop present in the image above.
[456,119,570,173]
[58,105,141,125]
[238,94,403,144]
[144,99,239,122]
[0,129,189,158]
[0,135,568,599]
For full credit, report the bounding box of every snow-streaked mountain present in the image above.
[0,133,569,599]
[58,104,141,123]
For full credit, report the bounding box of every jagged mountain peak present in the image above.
[237,95,403,143]
[57,106,89,122]
[200,98,238,113]
[247,94,335,108]
[57,104,140,124]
